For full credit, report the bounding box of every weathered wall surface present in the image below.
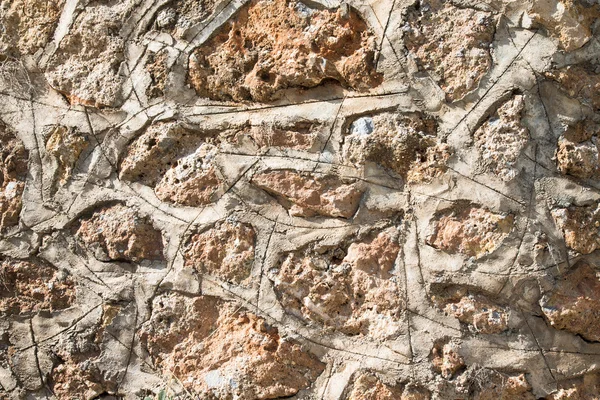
[1,0,600,399]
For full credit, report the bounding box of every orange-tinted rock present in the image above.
[252,170,362,218]
[427,205,514,259]
[45,125,89,185]
[145,50,169,99]
[431,340,464,379]
[403,0,495,102]
[346,373,403,400]
[184,220,256,284]
[546,64,600,111]
[556,118,600,179]
[0,257,75,315]
[76,204,164,262]
[234,121,319,150]
[0,121,28,231]
[140,293,325,399]
[188,0,382,102]
[153,0,218,38]
[271,229,404,339]
[540,261,600,342]
[432,287,509,334]
[459,368,535,400]
[551,203,600,254]
[530,0,600,52]
[474,95,529,181]
[546,372,600,399]
[342,113,450,182]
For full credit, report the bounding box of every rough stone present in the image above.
[403,0,495,102]
[473,95,529,181]
[546,64,600,111]
[540,261,600,342]
[45,125,89,186]
[555,118,600,179]
[235,121,319,150]
[345,373,403,400]
[427,204,514,259]
[551,202,600,254]
[252,170,363,218]
[188,0,382,102]
[342,112,451,182]
[546,372,600,399]
[458,367,535,400]
[76,204,164,262]
[153,0,218,39]
[183,219,256,284]
[140,293,325,398]
[431,340,465,379]
[145,50,170,99]
[0,121,28,231]
[270,229,404,339]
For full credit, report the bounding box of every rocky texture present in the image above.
[153,0,218,39]
[237,121,319,150]
[546,64,600,111]
[529,0,600,52]
[76,204,164,262]
[0,257,75,315]
[474,95,529,181]
[183,219,256,284]
[431,339,465,379]
[342,112,451,182]
[140,293,325,398]
[427,204,514,259]
[403,0,495,102]
[145,50,170,99]
[270,229,403,339]
[540,261,600,342]
[0,121,28,231]
[252,170,362,218]
[44,1,135,107]
[551,202,600,254]
[188,0,382,102]
[547,372,600,399]
[458,367,535,400]
[45,125,88,186]
[556,118,600,179]
[345,373,430,400]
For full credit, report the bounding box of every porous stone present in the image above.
[403,0,495,102]
[76,204,164,262]
[427,205,514,259]
[140,293,325,399]
[252,170,363,218]
[183,219,256,284]
[473,95,529,181]
[188,0,382,102]
[458,367,535,400]
[546,64,600,111]
[145,50,169,99]
[551,202,600,254]
[45,125,89,185]
[555,118,600,179]
[540,261,600,342]
[0,121,28,231]
[345,373,403,400]
[431,340,465,379]
[153,0,218,39]
[546,372,600,399]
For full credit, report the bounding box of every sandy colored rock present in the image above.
[431,340,464,379]
[546,372,600,399]
[427,205,514,259]
[184,219,256,284]
[188,0,382,102]
[76,204,164,262]
[459,367,535,400]
[271,229,404,339]
[530,0,600,52]
[540,261,600,342]
[252,170,362,218]
[0,257,75,315]
[235,121,319,150]
[556,118,600,179]
[474,95,529,181]
[551,202,600,254]
[403,0,495,102]
[45,125,89,185]
[546,64,600,111]
[44,1,136,107]
[432,287,509,334]
[0,121,28,231]
[0,0,64,57]
[145,50,169,99]
[342,112,451,182]
[346,372,404,400]
[140,293,325,398]
[153,0,218,38]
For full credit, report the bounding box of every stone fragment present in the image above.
[0,121,28,231]
[76,204,164,262]
[342,112,450,182]
[45,126,89,185]
[346,373,403,400]
[427,205,514,259]
[551,202,600,254]
[540,261,600,342]
[474,95,529,181]
[403,0,495,102]
[529,0,600,52]
[184,220,256,284]
[45,1,136,107]
[270,229,404,339]
[0,257,75,315]
[0,0,64,57]
[252,170,362,218]
[546,372,600,399]
[145,50,169,99]
[140,293,325,398]
[153,0,218,39]
[188,0,382,102]
[458,367,535,400]
[431,340,464,379]
[235,121,319,150]
[546,64,600,111]
[432,287,509,334]
[556,118,600,179]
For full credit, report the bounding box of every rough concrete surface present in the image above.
[0,0,600,399]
